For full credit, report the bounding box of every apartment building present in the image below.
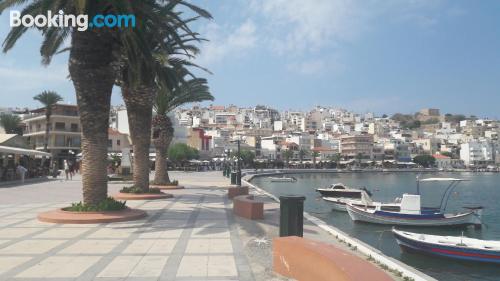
[340,134,374,160]
[460,140,495,167]
[22,104,81,165]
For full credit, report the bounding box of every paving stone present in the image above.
[16,256,101,278]
[0,240,66,254]
[0,256,32,274]
[58,239,123,254]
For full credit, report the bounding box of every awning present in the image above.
[0,146,51,157]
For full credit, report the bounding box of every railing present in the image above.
[24,128,81,134]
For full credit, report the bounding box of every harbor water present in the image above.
[251,172,500,281]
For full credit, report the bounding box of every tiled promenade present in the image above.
[0,172,256,281]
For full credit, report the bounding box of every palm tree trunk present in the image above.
[152,115,174,185]
[69,30,118,206]
[122,87,154,192]
[44,112,50,151]
[154,145,170,184]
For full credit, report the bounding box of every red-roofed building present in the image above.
[432,154,463,170]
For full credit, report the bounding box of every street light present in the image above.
[230,138,242,186]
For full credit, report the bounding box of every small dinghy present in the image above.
[269,176,297,182]
[392,228,500,263]
[316,183,372,199]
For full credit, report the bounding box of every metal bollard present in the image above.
[279,195,306,237]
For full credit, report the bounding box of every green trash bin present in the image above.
[279,195,306,237]
[230,172,237,185]
[222,168,227,177]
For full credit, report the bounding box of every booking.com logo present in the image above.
[10,10,136,31]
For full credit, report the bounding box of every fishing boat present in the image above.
[269,176,297,182]
[346,178,482,227]
[316,183,372,199]
[324,195,403,212]
[392,228,500,263]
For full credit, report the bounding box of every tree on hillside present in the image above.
[391,113,421,129]
[445,114,466,124]
[413,155,436,168]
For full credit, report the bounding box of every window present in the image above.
[55,135,65,147]
[108,139,112,148]
[72,137,81,147]
[55,122,65,130]
[70,123,79,132]
[117,140,121,146]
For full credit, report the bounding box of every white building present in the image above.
[460,141,494,167]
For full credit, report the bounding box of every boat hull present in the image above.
[393,230,500,263]
[323,197,376,212]
[316,190,362,198]
[347,205,480,226]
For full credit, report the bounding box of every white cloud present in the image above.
[195,0,452,73]
[196,19,257,65]
[286,55,345,75]
[253,0,364,54]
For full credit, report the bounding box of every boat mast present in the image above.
[416,174,420,195]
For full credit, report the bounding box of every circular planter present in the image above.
[150,184,185,190]
[113,192,173,200]
[38,208,147,224]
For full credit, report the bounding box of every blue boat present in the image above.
[346,177,483,227]
[393,228,500,263]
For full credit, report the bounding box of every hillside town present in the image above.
[1,103,499,179]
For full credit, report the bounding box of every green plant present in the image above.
[120,186,162,194]
[170,180,179,186]
[65,197,126,212]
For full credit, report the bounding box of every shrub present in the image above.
[120,186,162,194]
[65,197,126,212]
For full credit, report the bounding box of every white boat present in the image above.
[316,183,372,199]
[324,194,402,212]
[269,176,297,182]
[392,228,500,263]
[347,194,482,227]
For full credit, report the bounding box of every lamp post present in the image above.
[236,139,241,186]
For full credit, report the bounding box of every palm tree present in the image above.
[119,2,211,192]
[0,114,22,135]
[331,153,342,169]
[33,91,63,151]
[298,148,307,164]
[282,149,293,168]
[312,151,320,168]
[1,0,205,206]
[152,76,213,185]
[356,153,364,167]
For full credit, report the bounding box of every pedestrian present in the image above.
[64,160,72,180]
[51,162,58,179]
[16,163,28,184]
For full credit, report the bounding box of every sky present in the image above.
[0,0,499,118]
